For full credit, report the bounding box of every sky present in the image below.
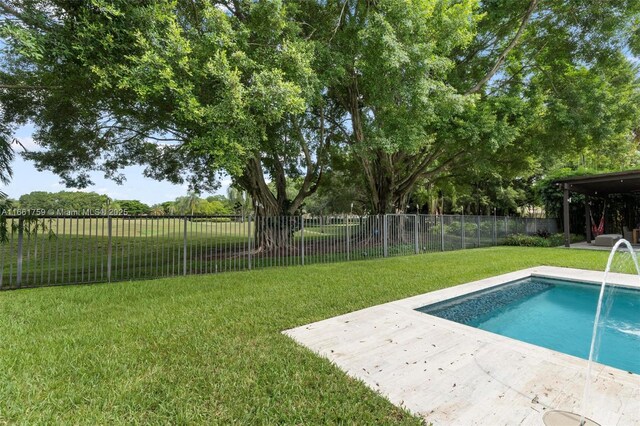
[1,125,232,205]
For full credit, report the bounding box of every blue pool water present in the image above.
[416,277,640,374]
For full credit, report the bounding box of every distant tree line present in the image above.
[6,190,252,217]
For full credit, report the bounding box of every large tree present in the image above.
[1,0,639,226]
[0,0,346,249]
[445,0,640,190]
[320,0,640,213]
[316,0,482,213]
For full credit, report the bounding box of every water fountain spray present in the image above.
[543,239,640,426]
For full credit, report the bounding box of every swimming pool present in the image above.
[416,276,640,374]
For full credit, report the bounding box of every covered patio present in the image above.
[555,170,640,248]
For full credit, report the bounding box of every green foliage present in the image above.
[321,0,483,212]
[502,233,583,247]
[154,197,233,216]
[1,0,639,219]
[189,216,232,223]
[18,191,107,213]
[225,187,252,216]
[0,0,320,201]
[503,234,555,247]
[198,200,232,216]
[158,201,176,215]
[149,204,165,216]
[301,170,366,215]
[173,193,202,216]
[170,192,233,216]
[0,122,14,187]
[114,200,151,215]
[12,191,236,218]
[446,221,479,236]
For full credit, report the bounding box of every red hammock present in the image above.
[590,205,605,236]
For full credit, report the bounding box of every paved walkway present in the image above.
[284,267,640,425]
[566,242,639,251]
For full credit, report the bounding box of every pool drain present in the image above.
[542,410,601,426]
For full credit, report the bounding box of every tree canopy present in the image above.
[18,190,106,213]
[0,0,639,221]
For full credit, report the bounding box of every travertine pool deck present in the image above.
[284,267,640,425]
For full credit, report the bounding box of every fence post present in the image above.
[414,214,419,254]
[346,215,350,261]
[301,216,305,266]
[183,216,187,276]
[247,215,252,270]
[477,215,481,248]
[505,215,508,236]
[383,214,388,257]
[493,211,497,245]
[16,217,23,287]
[534,217,538,234]
[440,214,445,251]
[107,215,112,283]
[461,213,465,249]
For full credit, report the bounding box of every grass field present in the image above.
[0,215,520,288]
[0,246,611,424]
[0,218,250,287]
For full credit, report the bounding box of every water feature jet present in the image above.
[543,239,640,426]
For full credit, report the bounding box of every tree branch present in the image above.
[329,0,349,42]
[290,111,328,213]
[0,1,50,30]
[466,0,539,95]
[0,84,52,90]
[270,153,287,205]
[0,1,24,20]
[394,146,444,195]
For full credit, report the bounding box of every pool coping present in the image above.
[283,266,640,425]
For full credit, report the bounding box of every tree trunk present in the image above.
[253,215,299,254]
[237,155,304,254]
[243,176,298,253]
[235,111,328,254]
[346,81,429,215]
[359,152,415,214]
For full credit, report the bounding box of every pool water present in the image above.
[416,277,640,374]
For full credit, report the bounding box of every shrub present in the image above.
[464,222,478,235]
[445,221,461,235]
[446,221,478,236]
[189,217,232,223]
[535,229,552,238]
[430,223,443,236]
[503,234,550,247]
[479,221,493,234]
[503,233,583,247]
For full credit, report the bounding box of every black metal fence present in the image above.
[0,214,557,289]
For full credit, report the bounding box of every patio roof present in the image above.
[554,169,640,196]
[554,170,640,247]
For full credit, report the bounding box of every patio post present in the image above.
[584,195,591,244]
[563,184,570,247]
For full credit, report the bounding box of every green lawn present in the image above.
[0,216,504,288]
[0,247,611,424]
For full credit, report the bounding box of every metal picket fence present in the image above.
[0,214,557,289]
